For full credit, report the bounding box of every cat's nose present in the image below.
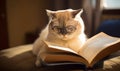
[60,28,67,35]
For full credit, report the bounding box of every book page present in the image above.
[43,41,77,54]
[43,53,87,65]
[79,32,120,64]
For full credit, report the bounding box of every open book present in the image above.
[40,32,120,67]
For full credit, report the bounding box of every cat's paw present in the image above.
[35,60,42,67]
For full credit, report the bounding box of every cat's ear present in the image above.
[46,9,56,19]
[72,9,83,18]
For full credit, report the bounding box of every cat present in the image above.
[32,9,87,66]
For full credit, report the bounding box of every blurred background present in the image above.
[0,0,120,50]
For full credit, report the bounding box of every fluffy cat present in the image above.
[33,9,87,66]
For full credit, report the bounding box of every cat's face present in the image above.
[46,9,84,40]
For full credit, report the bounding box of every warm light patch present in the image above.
[1,45,33,58]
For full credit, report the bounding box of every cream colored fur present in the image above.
[32,9,87,66]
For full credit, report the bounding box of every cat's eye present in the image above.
[66,26,76,33]
[52,26,60,32]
